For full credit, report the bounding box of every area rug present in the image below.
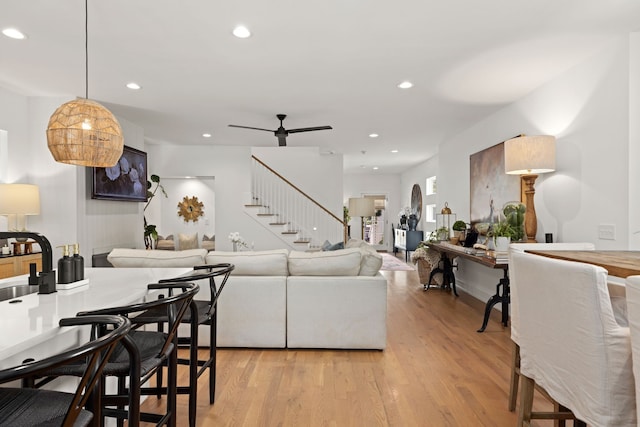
[380,252,415,271]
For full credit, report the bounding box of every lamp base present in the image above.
[522,174,539,243]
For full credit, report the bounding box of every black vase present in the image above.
[407,214,418,231]
[400,215,407,229]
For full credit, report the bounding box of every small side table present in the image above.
[12,241,33,255]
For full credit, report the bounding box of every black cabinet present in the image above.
[394,229,424,262]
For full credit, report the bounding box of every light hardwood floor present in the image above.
[142,256,553,426]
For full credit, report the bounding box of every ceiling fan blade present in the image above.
[277,134,287,147]
[228,124,274,132]
[287,126,333,134]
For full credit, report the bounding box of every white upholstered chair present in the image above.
[507,242,595,411]
[624,275,640,423]
[511,250,635,426]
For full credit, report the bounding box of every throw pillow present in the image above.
[327,241,344,251]
[178,232,198,250]
[156,234,175,251]
[202,234,215,251]
[321,240,331,251]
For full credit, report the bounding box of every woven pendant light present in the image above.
[46,0,123,167]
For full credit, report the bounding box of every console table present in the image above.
[427,242,509,333]
[394,229,423,262]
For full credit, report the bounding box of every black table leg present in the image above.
[477,269,510,332]
[425,253,458,297]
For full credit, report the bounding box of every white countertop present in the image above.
[0,267,190,369]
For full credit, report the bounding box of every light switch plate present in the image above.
[598,224,616,240]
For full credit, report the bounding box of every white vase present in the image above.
[233,242,237,252]
[495,236,510,252]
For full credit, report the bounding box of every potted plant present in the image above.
[436,226,449,241]
[143,174,167,249]
[502,201,526,242]
[488,221,514,251]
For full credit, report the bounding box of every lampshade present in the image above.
[47,98,124,167]
[348,197,375,217]
[504,135,556,175]
[0,184,40,215]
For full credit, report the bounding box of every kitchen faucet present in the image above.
[0,231,56,293]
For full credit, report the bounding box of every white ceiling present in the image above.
[2,1,640,174]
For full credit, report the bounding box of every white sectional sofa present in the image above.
[106,242,387,350]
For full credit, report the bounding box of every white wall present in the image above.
[1,88,148,261]
[153,177,215,248]
[146,144,344,251]
[629,33,640,249]
[410,35,635,304]
[399,155,439,234]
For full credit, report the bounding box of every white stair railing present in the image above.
[249,155,346,247]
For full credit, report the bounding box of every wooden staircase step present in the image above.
[257,213,277,217]
[282,231,299,235]
[294,238,311,244]
[244,204,263,208]
[269,222,288,226]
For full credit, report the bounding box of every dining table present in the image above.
[524,250,640,278]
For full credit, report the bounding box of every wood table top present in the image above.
[427,241,508,270]
[525,250,640,278]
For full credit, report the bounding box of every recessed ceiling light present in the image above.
[397,81,413,89]
[391,149,398,153]
[373,166,379,170]
[232,25,251,38]
[369,133,379,138]
[126,82,141,90]
[202,133,212,138]
[2,28,26,40]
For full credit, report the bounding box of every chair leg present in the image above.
[188,312,199,427]
[168,346,178,427]
[509,341,520,411]
[517,375,535,427]
[210,315,217,404]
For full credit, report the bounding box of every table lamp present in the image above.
[504,135,556,242]
[348,197,375,241]
[0,184,41,232]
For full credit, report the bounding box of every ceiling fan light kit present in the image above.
[229,114,332,146]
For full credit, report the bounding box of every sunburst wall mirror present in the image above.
[177,195,204,222]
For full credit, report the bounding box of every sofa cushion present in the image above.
[342,239,382,275]
[359,246,383,276]
[107,248,207,267]
[156,234,175,251]
[201,234,215,251]
[205,249,289,276]
[178,232,198,250]
[288,248,361,276]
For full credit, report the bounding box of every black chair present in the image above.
[65,282,199,427]
[137,263,234,427]
[0,314,131,427]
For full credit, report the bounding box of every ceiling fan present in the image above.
[229,114,332,147]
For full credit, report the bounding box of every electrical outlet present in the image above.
[598,224,616,240]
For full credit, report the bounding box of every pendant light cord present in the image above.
[85,0,89,99]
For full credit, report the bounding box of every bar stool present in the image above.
[0,315,131,426]
[138,263,234,427]
[49,282,199,427]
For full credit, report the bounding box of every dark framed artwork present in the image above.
[469,142,521,231]
[91,145,147,202]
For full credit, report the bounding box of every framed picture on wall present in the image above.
[469,142,521,231]
[91,145,147,202]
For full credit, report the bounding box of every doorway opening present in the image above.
[362,194,387,250]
